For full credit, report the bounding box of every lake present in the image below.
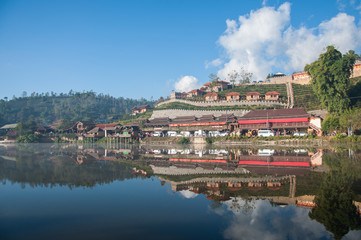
[1,143,361,240]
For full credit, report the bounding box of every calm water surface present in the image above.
[1,144,361,240]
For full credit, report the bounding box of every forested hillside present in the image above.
[0,91,154,126]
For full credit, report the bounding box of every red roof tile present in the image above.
[265,91,280,95]
[226,92,240,96]
[205,92,218,97]
[246,92,261,96]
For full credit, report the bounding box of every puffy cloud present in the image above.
[174,75,201,92]
[215,2,361,81]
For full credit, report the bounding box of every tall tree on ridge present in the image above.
[305,46,358,114]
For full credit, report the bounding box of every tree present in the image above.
[226,67,253,85]
[321,114,341,133]
[305,46,358,114]
[208,73,220,86]
[227,70,239,87]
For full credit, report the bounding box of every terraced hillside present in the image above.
[292,84,321,110]
[156,102,285,111]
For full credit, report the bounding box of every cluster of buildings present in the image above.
[0,107,323,143]
[143,108,322,137]
[170,81,281,102]
[59,122,140,141]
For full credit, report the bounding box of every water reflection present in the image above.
[0,144,361,239]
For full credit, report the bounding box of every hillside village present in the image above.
[1,59,361,143]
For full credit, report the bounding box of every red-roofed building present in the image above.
[226,92,240,101]
[237,108,310,135]
[205,92,218,101]
[213,81,229,92]
[246,92,260,101]
[188,89,202,97]
[265,91,280,101]
[203,82,213,92]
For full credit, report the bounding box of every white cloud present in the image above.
[174,75,201,92]
[215,2,361,81]
[205,58,223,69]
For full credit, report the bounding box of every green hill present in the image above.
[0,91,154,126]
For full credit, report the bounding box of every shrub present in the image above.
[178,137,190,144]
[206,137,214,144]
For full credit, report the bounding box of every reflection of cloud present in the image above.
[215,199,339,240]
[179,190,199,199]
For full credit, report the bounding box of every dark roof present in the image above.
[240,108,308,120]
[171,116,197,124]
[96,123,121,130]
[131,105,152,111]
[197,115,215,123]
[218,114,237,122]
[144,117,170,127]
[88,127,103,133]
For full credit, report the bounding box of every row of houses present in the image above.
[143,108,322,136]
[172,88,281,102]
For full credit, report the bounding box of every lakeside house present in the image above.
[0,123,18,141]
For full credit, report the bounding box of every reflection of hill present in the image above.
[0,152,136,189]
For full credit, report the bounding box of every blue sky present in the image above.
[1,0,361,100]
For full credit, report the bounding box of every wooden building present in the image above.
[237,108,310,135]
